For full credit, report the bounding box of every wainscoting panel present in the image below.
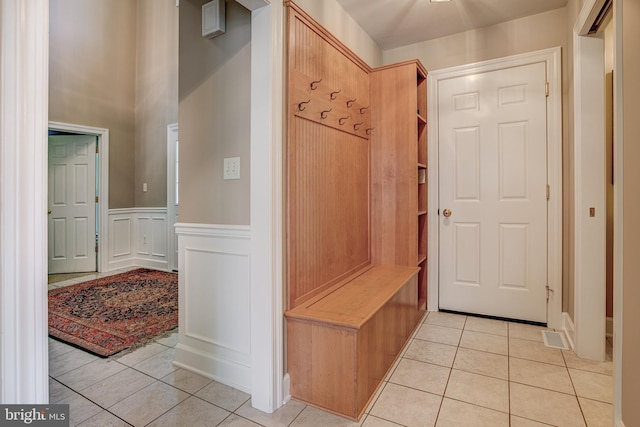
[107,208,169,271]
[174,223,252,393]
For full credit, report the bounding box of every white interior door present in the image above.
[48,134,97,274]
[438,62,548,323]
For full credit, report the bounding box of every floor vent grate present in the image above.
[541,330,569,350]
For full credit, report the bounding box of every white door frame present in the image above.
[49,122,109,274]
[0,0,49,403]
[167,123,178,272]
[427,47,563,329]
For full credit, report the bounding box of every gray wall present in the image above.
[135,0,179,207]
[178,0,251,224]
[49,0,178,209]
[49,0,137,209]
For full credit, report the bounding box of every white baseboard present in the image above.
[606,316,613,338]
[617,420,626,427]
[174,343,251,394]
[562,312,576,351]
[282,373,291,406]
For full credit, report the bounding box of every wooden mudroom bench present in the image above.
[285,264,423,420]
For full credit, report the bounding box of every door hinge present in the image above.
[96,144,99,154]
[95,245,99,253]
[95,196,99,203]
[545,82,550,97]
[437,209,440,216]
[546,185,550,200]
[546,285,554,302]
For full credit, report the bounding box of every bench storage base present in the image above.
[285,265,423,420]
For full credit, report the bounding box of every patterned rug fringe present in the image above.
[110,327,179,360]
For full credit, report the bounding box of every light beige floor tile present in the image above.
[562,350,613,376]
[509,358,574,394]
[76,410,129,427]
[156,332,179,347]
[569,368,613,403]
[109,381,189,426]
[508,323,547,342]
[509,337,565,366]
[57,392,103,426]
[160,368,212,394]
[113,342,168,367]
[510,383,586,427]
[49,347,99,377]
[404,339,457,367]
[444,369,509,412]
[289,405,363,426]
[415,323,462,346]
[435,398,509,427]
[81,368,156,408]
[236,398,306,427]
[389,358,450,395]
[425,312,467,329]
[459,330,508,355]
[132,347,177,379]
[453,347,508,380]
[361,415,403,426]
[49,378,75,403]
[56,358,126,391]
[464,317,508,336]
[218,414,265,426]
[195,381,251,412]
[48,338,76,357]
[578,397,613,427]
[510,415,554,426]
[369,383,441,427]
[147,396,230,427]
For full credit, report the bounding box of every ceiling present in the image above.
[336,0,568,50]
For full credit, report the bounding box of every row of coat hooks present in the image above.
[297,78,373,135]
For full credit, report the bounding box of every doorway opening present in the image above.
[48,122,110,275]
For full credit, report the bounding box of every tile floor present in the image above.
[49,274,614,427]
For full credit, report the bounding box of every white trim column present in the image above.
[573,0,608,361]
[249,0,286,413]
[0,0,49,403]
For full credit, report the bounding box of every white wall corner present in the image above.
[236,0,269,12]
[562,312,576,351]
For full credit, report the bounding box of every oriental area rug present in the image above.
[48,268,178,357]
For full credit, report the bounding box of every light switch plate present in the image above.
[224,157,240,180]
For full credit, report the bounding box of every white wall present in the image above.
[294,0,383,67]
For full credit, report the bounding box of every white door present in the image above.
[438,62,548,323]
[48,134,97,274]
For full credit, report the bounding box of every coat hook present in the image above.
[360,106,369,114]
[346,99,357,108]
[366,127,374,135]
[330,89,342,100]
[320,108,332,119]
[353,122,363,130]
[298,99,311,111]
[310,78,322,90]
[339,115,349,125]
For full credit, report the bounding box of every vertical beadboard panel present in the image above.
[286,5,372,309]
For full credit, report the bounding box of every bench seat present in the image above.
[285,264,423,420]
